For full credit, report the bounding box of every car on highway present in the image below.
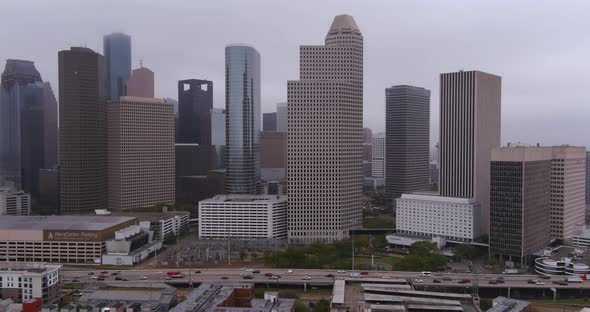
[252,270,260,274]
[141,276,147,280]
[414,279,423,283]
[88,272,94,276]
[458,279,470,284]
[115,277,123,281]
[242,275,254,280]
[536,281,545,285]
[337,270,346,273]
[433,279,442,283]
[360,272,369,276]
[156,271,163,275]
[194,271,201,274]
[325,274,334,278]
[381,276,390,279]
[442,277,452,281]
[221,277,228,280]
[419,271,432,277]
[488,280,497,285]
[264,273,273,277]
[269,276,279,280]
[302,276,312,280]
[245,269,254,272]
[286,270,293,274]
[91,276,98,279]
[528,279,538,284]
[72,279,80,283]
[540,275,551,280]
[100,271,108,274]
[97,278,105,281]
[73,275,81,279]
[111,272,119,276]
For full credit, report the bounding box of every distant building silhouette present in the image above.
[104,33,131,101]
[177,79,213,145]
[127,66,154,98]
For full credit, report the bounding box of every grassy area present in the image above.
[354,256,401,267]
[62,283,86,289]
[363,216,395,229]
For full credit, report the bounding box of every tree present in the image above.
[251,252,258,259]
[239,250,247,261]
[372,235,387,249]
[395,241,448,272]
[479,298,492,311]
[312,299,331,312]
[454,244,480,260]
[294,301,309,312]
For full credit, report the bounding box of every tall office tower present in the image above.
[42,82,58,169]
[211,108,226,147]
[362,128,373,178]
[0,60,45,195]
[490,146,552,266]
[288,14,363,243]
[385,85,430,201]
[107,96,175,211]
[372,133,385,178]
[58,47,107,214]
[103,32,131,100]
[263,112,277,131]
[439,71,501,234]
[276,102,287,132]
[261,131,287,180]
[549,146,586,240]
[127,66,154,98]
[177,79,213,145]
[586,151,590,206]
[225,44,261,194]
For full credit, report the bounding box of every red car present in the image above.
[360,272,369,276]
[101,271,108,274]
[488,280,497,285]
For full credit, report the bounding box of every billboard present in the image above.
[43,230,102,242]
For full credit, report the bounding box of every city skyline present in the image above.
[1,1,589,149]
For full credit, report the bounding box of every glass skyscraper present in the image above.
[103,32,131,101]
[0,60,46,195]
[225,44,261,194]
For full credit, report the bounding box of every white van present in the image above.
[419,272,432,277]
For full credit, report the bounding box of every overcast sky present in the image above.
[2,0,589,148]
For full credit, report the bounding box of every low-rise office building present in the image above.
[396,193,480,243]
[0,189,30,216]
[198,195,288,239]
[0,262,61,304]
[78,282,176,312]
[0,216,136,263]
[95,210,189,241]
[102,223,162,266]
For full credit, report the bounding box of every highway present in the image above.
[61,268,590,290]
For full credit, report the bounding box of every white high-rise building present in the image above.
[439,70,501,235]
[287,14,363,243]
[0,188,30,216]
[372,133,385,178]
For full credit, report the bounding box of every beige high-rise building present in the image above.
[548,146,586,240]
[287,14,363,243]
[439,70,501,235]
[107,96,175,211]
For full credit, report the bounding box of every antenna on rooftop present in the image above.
[140,59,143,68]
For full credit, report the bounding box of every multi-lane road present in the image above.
[61,268,590,290]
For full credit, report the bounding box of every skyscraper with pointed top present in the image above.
[287,14,364,243]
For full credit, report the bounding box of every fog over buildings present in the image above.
[1,0,590,148]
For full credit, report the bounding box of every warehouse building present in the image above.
[0,216,136,263]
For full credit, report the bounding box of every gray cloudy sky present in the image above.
[2,0,589,148]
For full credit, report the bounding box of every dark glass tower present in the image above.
[225,44,261,194]
[103,32,131,101]
[177,79,213,145]
[58,47,107,214]
[385,85,431,201]
[0,59,45,195]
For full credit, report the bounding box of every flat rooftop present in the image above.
[170,282,294,312]
[200,194,287,204]
[94,211,189,223]
[0,262,61,274]
[0,216,136,231]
